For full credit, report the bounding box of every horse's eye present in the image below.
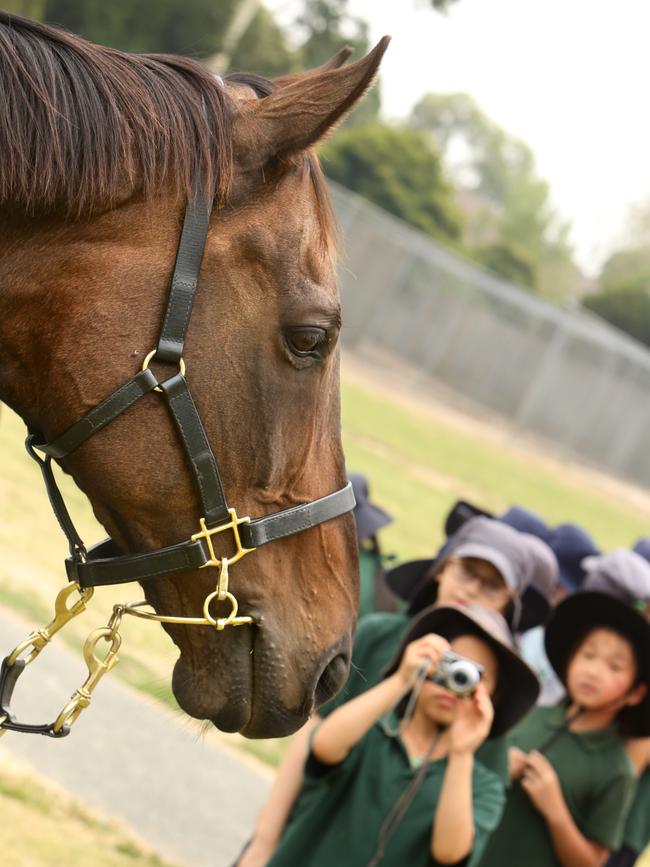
[286,327,327,357]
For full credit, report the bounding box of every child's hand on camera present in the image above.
[448,683,494,755]
[397,633,450,689]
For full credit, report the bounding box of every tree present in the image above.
[583,282,650,348]
[408,91,577,300]
[42,0,239,56]
[600,248,650,293]
[295,0,380,125]
[320,123,462,242]
[475,241,537,290]
[229,6,296,77]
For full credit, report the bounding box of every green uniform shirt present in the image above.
[478,704,637,867]
[358,547,382,620]
[622,768,650,853]
[268,721,505,867]
[321,612,510,784]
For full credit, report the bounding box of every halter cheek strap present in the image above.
[0,180,355,738]
[25,183,355,589]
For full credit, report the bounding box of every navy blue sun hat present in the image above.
[548,523,599,593]
[500,506,550,540]
[348,473,393,543]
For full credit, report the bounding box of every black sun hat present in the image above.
[384,603,540,738]
[545,591,650,737]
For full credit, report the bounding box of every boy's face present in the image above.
[436,556,513,614]
[566,627,641,711]
[416,634,498,726]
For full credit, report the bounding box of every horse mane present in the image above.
[0,12,234,215]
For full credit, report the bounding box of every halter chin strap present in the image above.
[25,182,355,589]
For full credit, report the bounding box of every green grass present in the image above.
[341,378,650,560]
[1,371,650,779]
[0,762,180,867]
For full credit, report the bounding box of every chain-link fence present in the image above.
[331,183,650,488]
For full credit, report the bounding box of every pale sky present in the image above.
[264,0,650,275]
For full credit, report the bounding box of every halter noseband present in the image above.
[0,180,355,738]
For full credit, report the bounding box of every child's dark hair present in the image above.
[564,622,646,737]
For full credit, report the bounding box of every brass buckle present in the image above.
[190,509,256,568]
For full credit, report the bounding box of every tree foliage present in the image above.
[320,124,462,242]
[295,0,380,125]
[42,0,238,55]
[583,282,650,348]
[475,241,537,290]
[600,248,650,293]
[408,92,576,300]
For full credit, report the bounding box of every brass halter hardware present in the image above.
[141,348,185,392]
[121,509,256,629]
[0,511,256,736]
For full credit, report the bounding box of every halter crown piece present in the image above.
[0,178,355,738]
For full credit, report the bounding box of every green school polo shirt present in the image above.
[267,722,505,867]
[623,768,650,853]
[358,547,382,620]
[321,612,510,784]
[478,704,637,867]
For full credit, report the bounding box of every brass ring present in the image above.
[141,349,186,393]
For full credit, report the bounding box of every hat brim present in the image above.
[355,500,393,542]
[385,559,435,602]
[516,586,552,633]
[452,541,517,591]
[384,605,540,738]
[444,500,495,537]
[545,591,650,737]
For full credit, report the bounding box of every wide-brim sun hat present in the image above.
[383,603,540,738]
[349,472,394,542]
[545,591,650,737]
[386,516,533,617]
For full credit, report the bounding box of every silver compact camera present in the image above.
[428,651,484,697]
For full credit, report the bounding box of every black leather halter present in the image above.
[23,183,355,589]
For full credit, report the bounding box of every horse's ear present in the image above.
[236,37,390,162]
[271,46,353,88]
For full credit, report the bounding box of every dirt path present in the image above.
[0,606,270,867]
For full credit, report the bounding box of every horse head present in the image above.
[0,14,389,737]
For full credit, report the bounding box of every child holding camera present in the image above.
[263,604,539,867]
[238,518,547,867]
[478,590,650,867]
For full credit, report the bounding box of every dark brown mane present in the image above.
[0,12,233,215]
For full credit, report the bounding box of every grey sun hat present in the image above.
[383,603,540,738]
[386,516,536,618]
[514,534,559,633]
[582,550,650,608]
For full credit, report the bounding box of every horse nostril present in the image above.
[314,653,350,708]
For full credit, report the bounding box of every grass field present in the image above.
[2,365,650,857]
[1,368,650,757]
[0,754,179,867]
